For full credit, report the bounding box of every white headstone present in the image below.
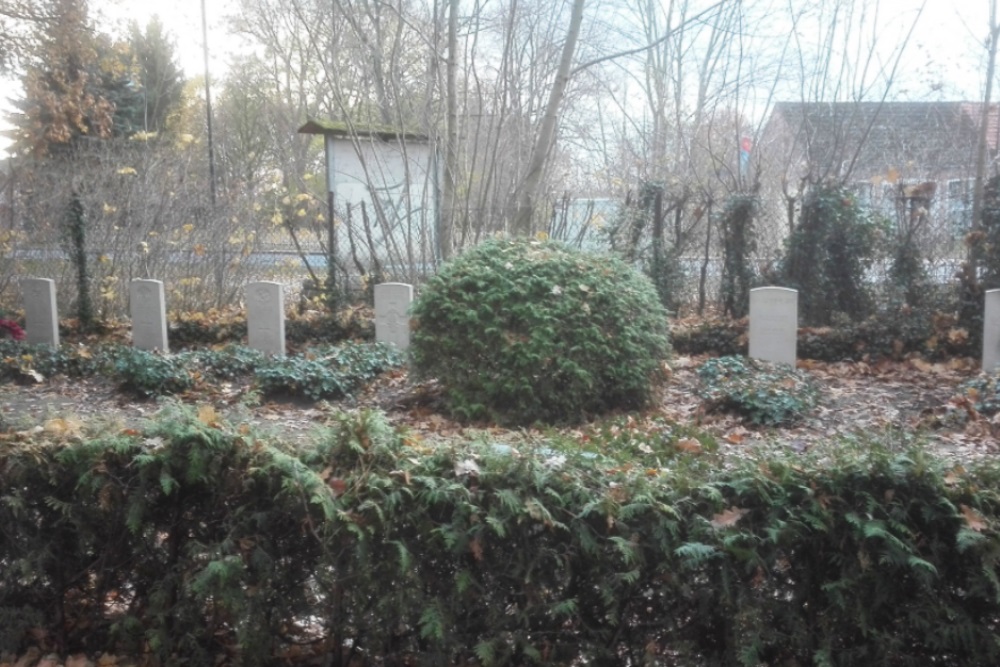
[20,278,59,347]
[983,289,1000,372]
[749,287,798,366]
[130,279,169,352]
[374,282,413,350]
[247,281,286,357]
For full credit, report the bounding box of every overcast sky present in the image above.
[0,0,994,155]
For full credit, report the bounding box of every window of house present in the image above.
[879,182,899,222]
[849,182,872,210]
[848,181,897,223]
[947,179,972,237]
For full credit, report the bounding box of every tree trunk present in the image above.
[439,0,458,260]
[510,0,586,236]
[972,0,1000,278]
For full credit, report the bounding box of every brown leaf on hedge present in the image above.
[961,504,988,532]
[710,507,748,529]
[328,478,348,496]
[943,466,966,486]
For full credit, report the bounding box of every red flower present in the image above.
[0,319,25,341]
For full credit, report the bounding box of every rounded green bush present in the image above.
[410,238,671,425]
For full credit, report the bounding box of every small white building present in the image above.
[298,119,441,271]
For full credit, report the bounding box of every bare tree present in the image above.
[509,0,585,236]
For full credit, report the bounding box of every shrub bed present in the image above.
[0,340,403,401]
[2,407,1000,665]
[697,355,818,425]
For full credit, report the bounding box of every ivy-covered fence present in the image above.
[2,406,1000,666]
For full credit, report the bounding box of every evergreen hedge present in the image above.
[2,407,1000,665]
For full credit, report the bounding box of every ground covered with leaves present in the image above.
[3,339,1000,666]
[1,350,995,466]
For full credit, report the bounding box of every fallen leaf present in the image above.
[961,504,988,532]
[143,436,165,450]
[710,507,748,529]
[455,459,480,477]
[44,417,84,438]
[675,437,703,453]
[21,369,44,384]
[724,430,745,445]
[943,466,966,486]
[328,478,348,496]
[470,536,484,561]
[197,404,219,426]
[65,654,94,667]
[948,328,969,345]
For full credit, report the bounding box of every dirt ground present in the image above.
[1,354,996,464]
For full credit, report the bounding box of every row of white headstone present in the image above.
[18,277,415,355]
[749,286,1000,371]
[17,279,1000,370]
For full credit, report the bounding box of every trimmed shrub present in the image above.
[410,238,671,425]
[697,354,818,424]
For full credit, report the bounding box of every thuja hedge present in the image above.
[3,407,1000,666]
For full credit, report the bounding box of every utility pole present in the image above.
[201,0,218,205]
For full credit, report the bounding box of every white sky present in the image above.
[0,0,993,153]
[100,0,238,79]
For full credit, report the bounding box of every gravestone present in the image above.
[130,279,169,352]
[374,282,413,350]
[247,281,286,356]
[749,287,798,366]
[21,278,59,347]
[984,289,1000,372]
